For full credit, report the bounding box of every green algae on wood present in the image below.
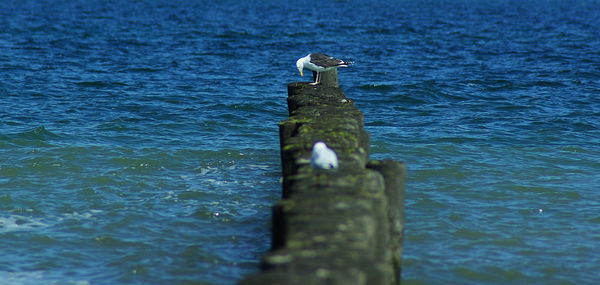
[241,80,405,285]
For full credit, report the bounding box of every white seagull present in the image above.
[296,53,353,85]
[310,141,338,170]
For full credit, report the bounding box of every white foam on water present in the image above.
[0,215,50,233]
[0,209,104,234]
[0,271,90,285]
[60,209,103,221]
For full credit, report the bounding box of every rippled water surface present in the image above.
[1,0,599,284]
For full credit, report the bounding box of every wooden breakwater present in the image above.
[241,72,406,285]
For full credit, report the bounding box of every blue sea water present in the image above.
[1,0,599,284]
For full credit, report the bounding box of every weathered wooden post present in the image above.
[241,68,405,285]
[313,69,339,88]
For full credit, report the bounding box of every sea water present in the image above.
[1,0,599,284]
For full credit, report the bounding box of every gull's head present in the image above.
[296,57,304,77]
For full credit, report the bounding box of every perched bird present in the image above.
[310,141,338,170]
[296,53,353,85]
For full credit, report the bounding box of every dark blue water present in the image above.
[1,0,599,284]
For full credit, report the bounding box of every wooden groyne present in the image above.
[241,72,406,284]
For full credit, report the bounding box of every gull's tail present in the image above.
[340,60,354,67]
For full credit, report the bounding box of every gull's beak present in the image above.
[300,70,303,77]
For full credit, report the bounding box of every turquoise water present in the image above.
[1,0,599,284]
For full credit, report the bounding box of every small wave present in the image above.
[482,80,517,92]
[76,81,127,88]
[365,120,390,127]
[0,126,59,146]
[454,266,537,283]
[23,126,59,139]
[123,67,164,73]
[93,235,135,247]
[76,81,110,87]
[357,83,396,92]
[452,228,493,239]
[529,80,568,88]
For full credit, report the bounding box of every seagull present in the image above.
[296,53,353,85]
[310,141,338,170]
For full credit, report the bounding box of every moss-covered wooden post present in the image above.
[241,73,405,285]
